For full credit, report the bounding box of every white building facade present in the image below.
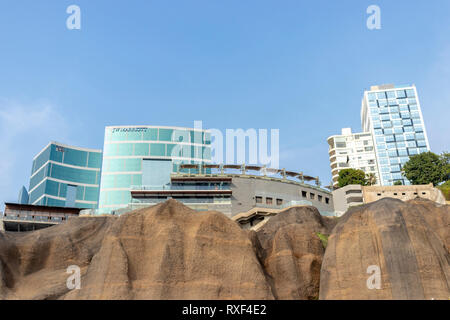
[327,128,379,188]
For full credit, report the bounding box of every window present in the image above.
[302,191,307,198]
[310,193,315,200]
[255,196,262,204]
[276,199,283,206]
[406,89,415,97]
[266,197,273,205]
[396,90,406,98]
[318,195,323,202]
[325,197,329,204]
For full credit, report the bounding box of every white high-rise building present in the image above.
[361,84,430,186]
[327,128,379,188]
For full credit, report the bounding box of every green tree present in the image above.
[438,180,450,201]
[402,152,449,186]
[338,169,367,188]
[366,173,377,186]
[393,180,403,186]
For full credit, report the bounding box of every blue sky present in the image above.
[0,0,449,205]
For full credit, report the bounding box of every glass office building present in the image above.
[361,84,430,186]
[98,126,211,214]
[28,142,102,208]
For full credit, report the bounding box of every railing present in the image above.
[1,214,72,224]
[130,185,231,191]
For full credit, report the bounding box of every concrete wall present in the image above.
[332,183,447,216]
[362,184,446,205]
[230,176,334,216]
[332,184,364,216]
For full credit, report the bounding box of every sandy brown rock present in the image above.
[0,216,114,299]
[255,206,336,299]
[64,200,273,299]
[319,198,450,300]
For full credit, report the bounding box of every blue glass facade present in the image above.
[28,142,102,208]
[98,126,211,213]
[362,85,430,186]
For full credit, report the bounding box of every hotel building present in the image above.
[28,142,102,208]
[98,126,212,214]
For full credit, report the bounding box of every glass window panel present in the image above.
[374,129,383,135]
[386,91,396,99]
[396,90,406,98]
[150,143,166,156]
[388,150,398,157]
[117,143,133,156]
[134,143,149,156]
[385,135,395,142]
[143,128,158,141]
[406,89,415,97]
[417,140,427,147]
[87,152,102,169]
[125,158,141,171]
[115,174,132,188]
[63,148,88,167]
[372,121,382,129]
[50,163,98,184]
[109,131,128,142]
[100,175,115,188]
[158,129,174,142]
[45,180,59,197]
[127,131,143,141]
[382,120,392,128]
[389,106,399,113]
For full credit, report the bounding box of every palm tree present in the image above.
[366,173,377,186]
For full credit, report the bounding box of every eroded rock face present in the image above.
[0,198,448,300]
[255,206,336,300]
[0,216,114,299]
[319,198,450,300]
[64,200,273,300]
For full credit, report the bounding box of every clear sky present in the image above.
[0,0,449,206]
